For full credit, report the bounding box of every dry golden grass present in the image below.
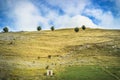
[0,28,120,80]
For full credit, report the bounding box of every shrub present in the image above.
[3,27,9,32]
[48,55,51,59]
[82,25,86,30]
[37,56,40,59]
[74,27,79,32]
[37,26,41,31]
[46,65,49,69]
[51,26,55,31]
[9,41,13,45]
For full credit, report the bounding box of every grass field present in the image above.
[53,65,119,80]
[0,28,120,80]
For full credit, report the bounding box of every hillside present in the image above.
[0,28,120,80]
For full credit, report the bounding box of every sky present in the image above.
[0,0,120,31]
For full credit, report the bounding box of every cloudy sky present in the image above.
[0,0,120,31]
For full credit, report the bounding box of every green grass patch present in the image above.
[54,65,118,80]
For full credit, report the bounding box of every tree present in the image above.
[37,26,41,31]
[82,25,86,30]
[51,26,55,31]
[3,27,9,32]
[74,27,79,32]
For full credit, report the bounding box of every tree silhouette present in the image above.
[3,27,9,32]
[74,27,79,32]
[82,25,86,30]
[51,26,55,31]
[37,26,41,31]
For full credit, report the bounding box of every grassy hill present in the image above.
[0,28,120,80]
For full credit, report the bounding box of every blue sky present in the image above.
[0,0,120,31]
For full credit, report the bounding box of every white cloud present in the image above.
[12,1,49,31]
[8,0,50,31]
[84,8,120,29]
[42,6,99,29]
[10,0,98,31]
[52,15,98,29]
[47,0,90,16]
[6,0,119,31]
[6,0,100,31]
[43,0,98,29]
